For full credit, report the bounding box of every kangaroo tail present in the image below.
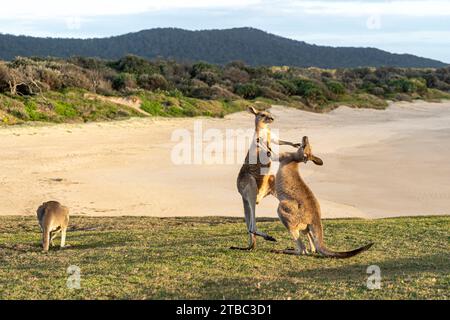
[310,223,374,259]
[315,242,374,259]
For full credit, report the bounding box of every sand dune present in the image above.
[1,100,450,218]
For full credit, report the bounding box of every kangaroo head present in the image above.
[248,106,274,129]
[300,136,323,166]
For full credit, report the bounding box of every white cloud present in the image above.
[289,30,450,46]
[0,0,261,19]
[1,1,449,21]
[289,0,450,17]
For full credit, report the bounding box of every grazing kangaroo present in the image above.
[267,136,373,258]
[231,106,300,250]
[37,201,69,252]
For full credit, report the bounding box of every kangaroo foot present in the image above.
[263,234,277,242]
[251,231,277,242]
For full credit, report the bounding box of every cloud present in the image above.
[288,0,450,17]
[1,1,449,22]
[289,30,450,46]
[0,0,261,19]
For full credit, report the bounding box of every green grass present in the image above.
[0,216,448,300]
[138,91,259,118]
[0,89,144,125]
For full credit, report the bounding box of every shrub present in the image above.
[223,67,250,83]
[60,66,92,91]
[325,80,346,95]
[112,73,137,91]
[292,79,326,104]
[54,101,78,118]
[190,62,217,77]
[110,55,156,75]
[234,83,262,99]
[394,93,413,102]
[24,100,48,121]
[196,71,218,86]
[260,86,287,101]
[189,86,215,99]
[277,80,297,95]
[370,86,385,96]
[210,85,238,100]
[389,78,420,94]
[410,78,428,95]
[0,64,11,93]
[38,68,63,91]
[140,98,163,115]
[0,95,28,120]
[137,73,169,91]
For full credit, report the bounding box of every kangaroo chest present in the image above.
[239,128,275,203]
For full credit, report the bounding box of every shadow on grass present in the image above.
[0,243,39,253]
[182,253,449,299]
[286,253,450,280]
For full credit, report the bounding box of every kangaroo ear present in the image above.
[248,106,258,115]
[311,155,323,166]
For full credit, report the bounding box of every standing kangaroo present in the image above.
[269,136,373,258]
[37,201,70,252]
[231,106,300,250]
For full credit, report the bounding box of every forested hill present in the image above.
[0,27,446,68]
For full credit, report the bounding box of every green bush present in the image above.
[140,98,163,115]
[326,80,346,95]
[196,71,218,86]
[292,79,326,104]
[110,55,157,75]
[137,73,169,91]
[370,86,385,96]
[410,78,428,95]
[191,62,218,77]
[24,100,47,121]
[388,78,416,93]
[277,79,297,95]
[234,83,262,99]
[112,73,136,91]
[54,101,78,118]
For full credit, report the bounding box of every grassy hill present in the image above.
[1,56,450,125]
[0,215,448,299]
[0,28,447,68]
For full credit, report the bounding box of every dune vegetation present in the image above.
[1,55,450,125]
[0,215,448,299]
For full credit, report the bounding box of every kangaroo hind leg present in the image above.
[231,181,258,250]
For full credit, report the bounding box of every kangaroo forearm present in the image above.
[277,140,301,148]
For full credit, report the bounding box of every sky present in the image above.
[1,0,449,63]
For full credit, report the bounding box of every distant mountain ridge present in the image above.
[0,27,446,68]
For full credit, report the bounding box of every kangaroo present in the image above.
[36,201,70,252]
[267,136,373,258]
[231,106,300,250]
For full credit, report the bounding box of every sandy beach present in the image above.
[1,100,450,219]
